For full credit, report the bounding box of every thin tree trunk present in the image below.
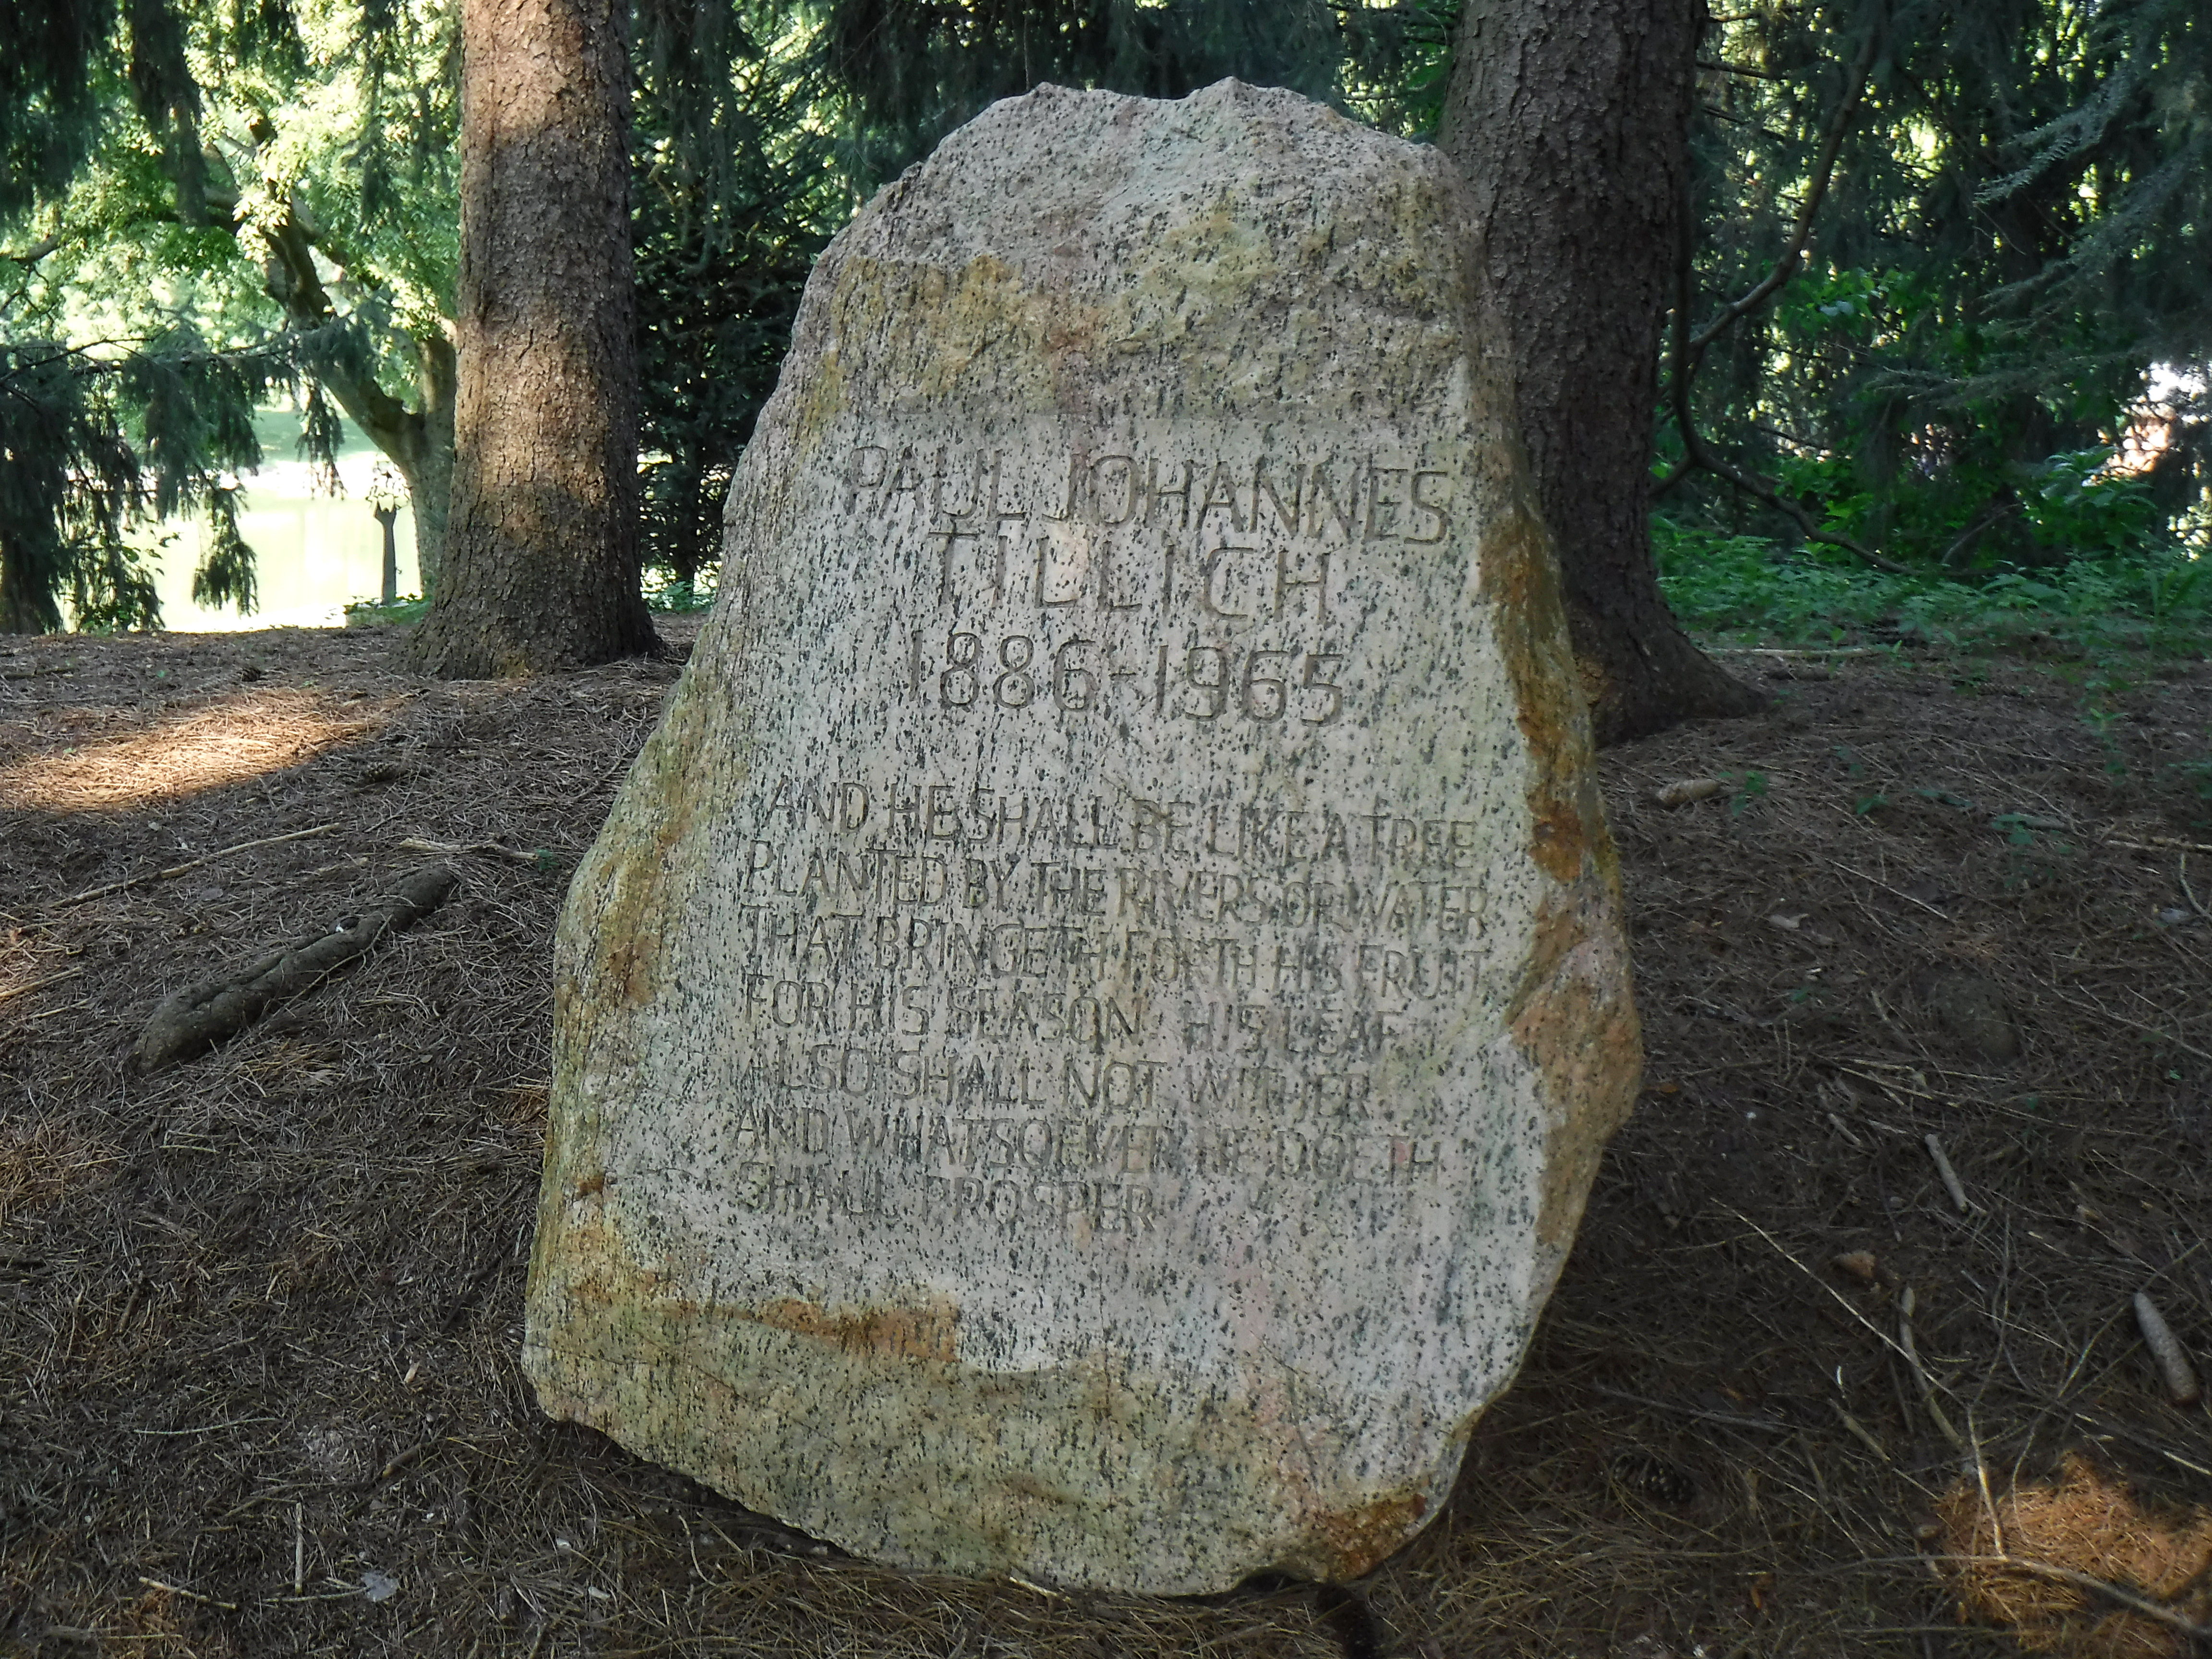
[382,342,455,597]
[374,504,400,603]
[411,0,657,678]
[1441,0,1761,744]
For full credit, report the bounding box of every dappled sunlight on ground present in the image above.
[0,620,2207,1653]
[0,689,392,812]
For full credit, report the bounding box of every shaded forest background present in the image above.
[0,0,2208,648]
[6,6,2212,1651]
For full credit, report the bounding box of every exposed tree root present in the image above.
[129,863,458,1074]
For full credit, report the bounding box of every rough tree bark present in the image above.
[1440,0,1762,745]
[410,0,658,678]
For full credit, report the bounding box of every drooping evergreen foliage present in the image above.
[631,2,842,590]
[0,286,330,630]
[0,0,114,219]
[1664,0,2211,570]
[0,0,460,630]
[813,0,1457,189]
[3,0,2207,637]
[1,0,846,630]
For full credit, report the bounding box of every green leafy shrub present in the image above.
[1653,515,2210,656]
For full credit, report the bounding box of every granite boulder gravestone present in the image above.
[524,79,1640,1595]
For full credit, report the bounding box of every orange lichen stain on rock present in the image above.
[608,917,662,1009]
[1476,493,1593,885]
[1509,889,1643,1252]
[1301,1490,1431,1580]
[744,1297,960,1365]
[1473,469,1642,1253]
[569,688,717,1013]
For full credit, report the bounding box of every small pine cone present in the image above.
[1609,1448,1697,1506]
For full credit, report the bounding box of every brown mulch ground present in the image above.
[2,621,2209,1659]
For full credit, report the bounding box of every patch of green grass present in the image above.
[1728,769,1770,817]
[343,595,430,628]
[1661,517,2212,804]
[1653,518,2211,658]
[644,570,719,613]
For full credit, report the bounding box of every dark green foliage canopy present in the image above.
[1667,0,2211,568]
[4,0,2206,636]
[821,0,1343,181]
[631,2,842,588]
[815,0,1457,186]
[0,0,114,220]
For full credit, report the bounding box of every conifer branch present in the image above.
[1658,16,1911,577]
[1686,21,1885,368]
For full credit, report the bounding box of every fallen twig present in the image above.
[2100,833,2212,857]
[2044,985,2212,1065]
[0,967,82,1006]
[139,1575,239,1611]
[59,823,338,907]
[2068,1407,2212,1479]
[1587,1383,1796,1433]
[1899,1286,1967,1451]
[371,1428,445,1485]
[130,864,459,1073]
[1725,1209,1961,1391]
[1828,860,1950,919]
[1924,1134,1973,1214]
[1709,646,1888,659]
[1834,1403,1889,1461]
[2181,853,2211,925]
[397,835,552,869]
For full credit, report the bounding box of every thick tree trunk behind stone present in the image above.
[1440,0,1760,745]
[410,0,657,678]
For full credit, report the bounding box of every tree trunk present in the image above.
[351,362,452,597]
[410,0,657,679]
[1440,0,1761,745]
[378,339,455,597]
[374,504,400,603]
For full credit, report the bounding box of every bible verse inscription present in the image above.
[710,432,1505,1240]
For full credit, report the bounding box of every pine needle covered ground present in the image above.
[2,621,2209,1658]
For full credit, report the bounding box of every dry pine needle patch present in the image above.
[1936,1451,2212,1659]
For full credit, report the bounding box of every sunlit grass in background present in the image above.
[143,409,418,632]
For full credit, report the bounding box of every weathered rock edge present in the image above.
[523,79,1640,1594]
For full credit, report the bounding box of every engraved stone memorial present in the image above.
[524,79,1640,1595]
